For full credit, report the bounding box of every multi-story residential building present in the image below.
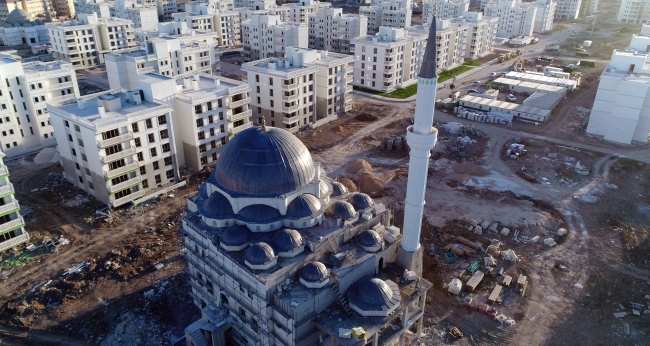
[73,0,111,18]
[155,0,176,21]
[241,15,308,60]
[422,0,469,24]
[49,89,181,208]
[133,21,219,45]
[0,57,79,157]
[308,7,367,54]
[580,0,598,17]
[617,0,650,24]
[53,0,75,18]
[449,12,497,59]
[360,0,412,35]
[235,3,289,22]
[534,0,556,33]
[113,0,159,30]
[105,37,214,89]
[48,13,137,69]
[172,3,241,46]
[555,0,581,19]
[283,0,330,23]
[0,150,28,253]
[484,0,536,37]
[0,9,49,46]
[166,74,252,169]
[242,47,353,132]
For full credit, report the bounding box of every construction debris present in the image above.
[544,238,557,247]
[557,228,568,236]
[502,249,519,262]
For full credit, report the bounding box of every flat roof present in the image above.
[505,71,577,86]
[521,91,563,110]
[460,95,551,117]
[22,60,71,73]
[493,77,566,92]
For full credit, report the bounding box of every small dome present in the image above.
[201,191,234,218]
[213,127,315,197]
[348,277,399,312]
[238,204,282,223]
[300,261,328,282]
[271,228,303,253]
[356,230,382,248]
[319,181,329,196]
[325,200,356,219]
[244,242,276,265]
[349,193,374,210]
[331,182,348,197]
[5,9,31,24]
[286,194,321,219]
[220,225,250,247]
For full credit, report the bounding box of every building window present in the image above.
[148,133,155,143]
[146,119,153,129]
[142,179,148,188]
[150,148,157,157]
[135,138,141,147]
[155,174,161,184]
[132,123,139,132]
[157,115,167,125]
[140,166,146,175]
[153,161,159,170]
[162,143,170,153]
[164,157,172,166]
[199,144,206,153]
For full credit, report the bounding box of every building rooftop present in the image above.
[505,71,578,86]
[460,95,551,117]
[174,74,249,103]
[22,60,72,74]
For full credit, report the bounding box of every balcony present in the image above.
[0,164,8,176]
[227,109,252,122]
[227,97,251,109]
[96,132,134,148]
[49,81,74,90]
[107,175,142,193]
[282,93,299,102]
[283,104,299,113]
[345,85,353,93]
[140,66,155,73]
[281,81,299,91]
[0,183,15,196]
[103,161,139,179]
[229,121,252,135]
[100,147,136,164]
[282,116,299,125]
[0,216,24,234]
[0,232,29,252]
[0,200,20,216]
[111,189,146,207]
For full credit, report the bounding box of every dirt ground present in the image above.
[0,155,202,345]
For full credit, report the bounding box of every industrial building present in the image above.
[492,77,568,96]
[458,95,551,123]
[0,9,48,46]
[47,13,137,70]
[241,15,308,61]
[48,89,183,208]
[0,56,79,158]
[360,0,412,35]
[307,7,367,54]
[0,150,28,253]
[241,46,353,133]
[504,71,579,91]
[181,14,440,346]
[586,50,650,144]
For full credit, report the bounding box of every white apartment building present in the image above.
[73,0,111,18]
[617,0,650,24]
[53,0,75,18]
[484,0,536,37]
[449,12,498,59]
[113,0,159,30]
[49,90,181,208]
[534,0,556,33]
[48,13,137,69]
[308,7,367,54]
[587,50,650,144]
[580,0,598,16]
[155,0,176,21]
[144,74,252,169]
[422,0,469,24]
[360,0,412,35]
[282,0,330,23]
[555,0,581,20]
[133,21,220,45]
[105,37,214,90]
[0,150,28,253]
[235,3,289,23]
[0,57,79,157]
[241,14,308,60]
[242,47,353,132]
[172,4,241,46]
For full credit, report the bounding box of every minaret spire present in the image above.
[396,15,439,276]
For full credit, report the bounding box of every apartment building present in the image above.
[534,0,555,33]
[234,1,289,23]
[53,0,75,18]
[484,0,536,37]
[113,0,159,30]
[0,57,78,158]
[155,0,176,21]
[555,0,581,20]
[422,0,469,24]
[241,14,308,60]
[360,0,412,35]
[49,90,181,208]
[0,150,28,253]
[617,0,650,24]
[164,74,252,169]
[48,13,137,69]
[105,37,214,90]
[449,12,498,59]
[283,0,331,23]
[580,0,598,17]
[172,4,241,46]
[73,0,111,18]
[308,7,367,54]
[242,47,352,132]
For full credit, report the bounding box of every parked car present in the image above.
[473,81,481,86]
[469,89,480,94]
[500,71,507,75]
[507,94,516,101]
[490,72,498,77]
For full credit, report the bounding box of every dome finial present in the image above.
[261,116,267,131]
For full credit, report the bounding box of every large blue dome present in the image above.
[214,126,315,196]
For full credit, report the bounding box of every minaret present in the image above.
[396,13,439,276]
